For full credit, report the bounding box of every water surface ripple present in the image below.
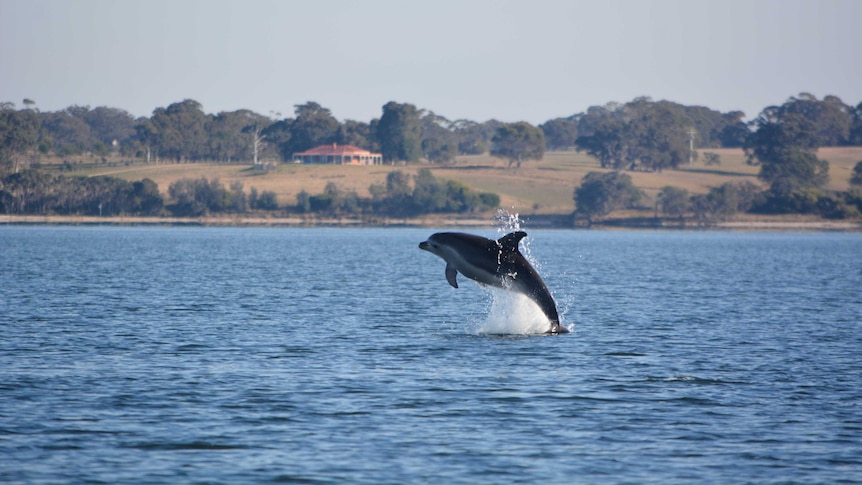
[1,226,861,483]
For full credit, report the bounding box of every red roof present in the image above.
[294,143,379,156]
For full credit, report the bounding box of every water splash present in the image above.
[472,209,555,335]
[477,288,553,335]
[494,208,522,233]
[494,209,537,267]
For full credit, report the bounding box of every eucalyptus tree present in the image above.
[745,99,829,190]
[775,93,852,146]
[286,101,339,155]
[148,99,210,162]
[624,98,691,171]
[658,186,690,220]
[377,101,421,163]
[208,109,271,163]
[453,119,496,155]
[0,105,40,173]
[539,117,579,151]
[261,119,293,161]
[575,104,629,169]
[336,119,377,151]
[490,121,545,168]
[574,171,643,223]
[82,106,136,148]
[420,111,458,163]
[39,110,93,156]
[208,110,253,162]
[719,111,750,148]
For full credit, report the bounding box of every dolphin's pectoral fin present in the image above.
[445,264,459,288]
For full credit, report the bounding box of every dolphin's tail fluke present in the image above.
[546,321,570,334]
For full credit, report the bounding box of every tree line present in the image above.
[2,92,862,221]
[573,94,862,223]
[0,168,499,219]
[575,172,862,225]
[0,171,164,216]
[2,93,859,171]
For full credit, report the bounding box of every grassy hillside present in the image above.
[50,147,862,215]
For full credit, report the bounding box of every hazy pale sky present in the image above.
[2,0,860,124]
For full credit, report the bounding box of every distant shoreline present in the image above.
[2,214,861,232]
[0,214,496,228]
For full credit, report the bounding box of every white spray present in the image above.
[474,210,558,335]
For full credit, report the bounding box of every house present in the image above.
[292,143,382,165]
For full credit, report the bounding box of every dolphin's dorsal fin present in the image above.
[445,263,459,288]
[497,231,527,253]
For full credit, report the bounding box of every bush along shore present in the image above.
[3,93,862,228]
[2,211,861,232]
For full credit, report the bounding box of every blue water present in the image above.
[1,226,861,484]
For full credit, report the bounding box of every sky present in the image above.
[1,0,860,124]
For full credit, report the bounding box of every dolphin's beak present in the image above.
[419,241,430,251]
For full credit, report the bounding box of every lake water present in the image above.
[1,225,861,484]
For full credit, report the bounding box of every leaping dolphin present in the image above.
[419,231,568,334]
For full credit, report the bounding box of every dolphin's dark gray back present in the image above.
[495,232,560,328]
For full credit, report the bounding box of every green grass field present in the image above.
[51,147,862,215]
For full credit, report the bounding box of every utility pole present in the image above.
[687,127,697,167]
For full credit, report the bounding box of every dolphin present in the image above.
[419,231,568,334]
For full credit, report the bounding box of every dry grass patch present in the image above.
[62,146,862,212]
